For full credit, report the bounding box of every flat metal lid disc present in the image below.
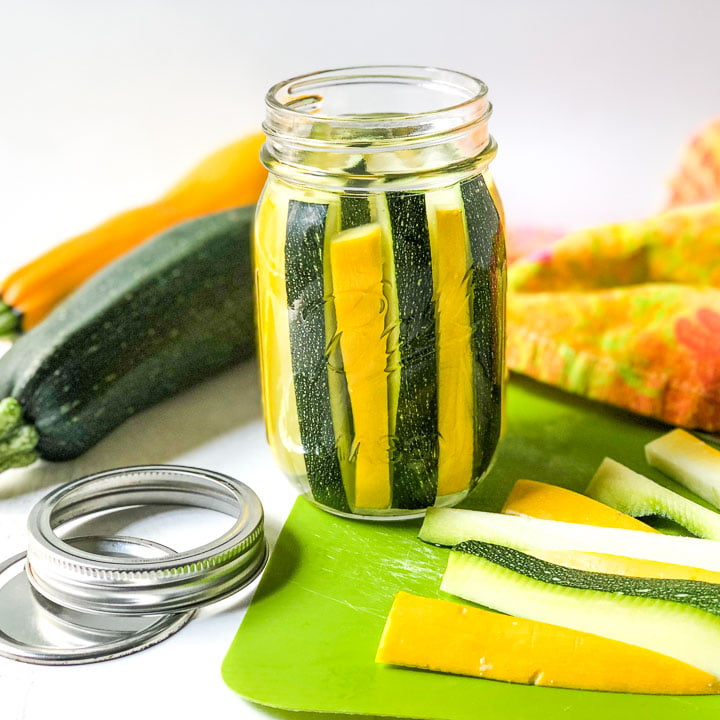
[0,536,194,665]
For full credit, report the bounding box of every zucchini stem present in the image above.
[0,398,39,471]
[0,301,20,338]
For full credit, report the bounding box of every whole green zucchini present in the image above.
[0,206,255,472]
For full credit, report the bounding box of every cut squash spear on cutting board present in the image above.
[376,591,720,695]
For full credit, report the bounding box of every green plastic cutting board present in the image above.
[222,377,720,719]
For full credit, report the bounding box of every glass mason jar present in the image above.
[255,66,506,518]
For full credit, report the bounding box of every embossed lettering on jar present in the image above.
[255,66,506,518]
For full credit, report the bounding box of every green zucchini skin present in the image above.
[340,195,372,229]
[587,458,720,540]
[0,206,256,462]
[386,191,438,509]
[443,537,720,678]
[461,176,505,478]
[455,539,720,617]
[285,200,350,512]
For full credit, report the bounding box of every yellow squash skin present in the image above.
[3,132,266,331]
[254,184,305,479]
[330,223,391,509]
[376,592,720,694]
[502,479,658,532]
[429,205,475,497]
[322,204,355,502]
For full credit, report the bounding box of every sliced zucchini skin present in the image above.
[285,200,349,512]
[386,191,439,509]
[587,458,720,541]
[0,207,256,461]
[461,175,505,478]
[443,539,720,679]
[455,540,720,617]
[340,195,372,229]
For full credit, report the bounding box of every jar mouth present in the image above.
[265,65,490,129]
[262,65,495,190]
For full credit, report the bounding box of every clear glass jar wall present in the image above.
[255,66,506,517]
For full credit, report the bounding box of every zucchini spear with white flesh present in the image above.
[420,507,720,572]
[441,540,720,680]
[501,479,720,582]
[586,458,720,540]
[646,429,720,510]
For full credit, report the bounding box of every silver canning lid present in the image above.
[0,536,194,665]
[25,465,267,615]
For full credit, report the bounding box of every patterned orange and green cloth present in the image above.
[507,117,720,431]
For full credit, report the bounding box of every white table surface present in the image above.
[1,1,720,718]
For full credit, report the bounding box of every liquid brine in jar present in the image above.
[255,66,506,517]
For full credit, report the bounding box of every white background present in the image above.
[1,1,720,718]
